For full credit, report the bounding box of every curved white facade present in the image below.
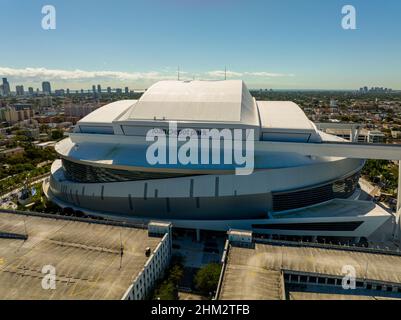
[45,80,389,238]
[48,156,364,220]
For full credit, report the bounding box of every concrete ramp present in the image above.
[219,247,285,300]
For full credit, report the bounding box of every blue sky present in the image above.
[0,0,400,90]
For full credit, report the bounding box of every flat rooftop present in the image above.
[288,292,398,300]
[219,264,284,300]
[0,212,161,300]
[218,243,401,300]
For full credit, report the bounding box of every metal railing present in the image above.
[254,237,401,257]
[0,208,147,230]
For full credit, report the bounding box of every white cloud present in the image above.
[206,70,243,78]
[0,66,295,85]
[0,67,168,82]
[244,72,294,77]
[206,70,294,79]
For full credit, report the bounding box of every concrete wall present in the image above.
[122,230,172,300]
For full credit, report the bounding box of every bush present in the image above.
[154,281,177,300]
[169,264,184,285]
[51,129,64,140]
[194,263,222,296]
[152,258,184,300]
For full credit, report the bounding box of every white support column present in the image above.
[350,126,360,143]
[355,127,360,143]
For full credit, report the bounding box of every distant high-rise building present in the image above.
[116,88,122,94]
[66,88,70,95]
[55,89,65,96]
[40,96,53,108]
[361,86,392,94]
[28,87,34,95]
[16,85,24,96]
[107,87,112,94]
[92,85,96,94]
[97,85,102,94]
[42,81,51,95]
[125,87,129,94]
[2,78,10,96]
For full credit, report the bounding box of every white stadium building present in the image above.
[44,80,393,240]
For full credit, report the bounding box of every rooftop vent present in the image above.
[145,247,151,257]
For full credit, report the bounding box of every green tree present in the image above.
[169,264,184,285]
[194,263,222,296]
[51,129,64,140]
[154,281,177,300]
[152,257,184,300]
[363,160,398,194]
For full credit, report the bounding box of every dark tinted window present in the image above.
[272,172,360,212]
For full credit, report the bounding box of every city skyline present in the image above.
[0,76,396,95]
[0,0,400,90]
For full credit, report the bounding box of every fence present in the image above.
[0,208,147,230]
[255,237,401,257]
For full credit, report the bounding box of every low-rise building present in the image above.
[35,141,58,149]
[367,130,386,143]
[0,147,25,158]
[1,105,34,125]
[0,211,172,300]
[64,103,101,118]
[217,233,401,300]
[391,131,401,139]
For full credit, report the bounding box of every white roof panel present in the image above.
[78,100,136,125]
[258,101,316,132]
[258,101,321,142]
[124,80,259,126]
